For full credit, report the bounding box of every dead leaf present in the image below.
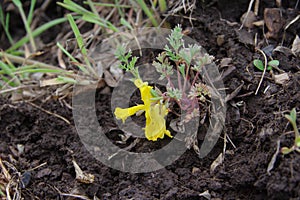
[267,140,280,175]
[57,48,66,69]
[199,190,211,200]
[110,63,123,80]
[104,70,118,87]
[220,58,232,68]
[253,20,264,27]
[40,78,64,87]
[291,35,300,56]
[210,153,224,173]
[274,73,289,85]
[264,8,284,39]
[192,167,200,174]
[240,11,257,28]
[273,46,294,57]
[72,160,94,184]
[236,29,254,46]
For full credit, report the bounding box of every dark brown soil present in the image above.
[1,1,300,199]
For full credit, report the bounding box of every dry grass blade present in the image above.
[0,158,22,200]
[27,101,71,124]
[0,158,10,199]
[239,0,255,30]
[255,48,268,95]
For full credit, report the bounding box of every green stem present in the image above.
[292,121,300,139]
[191,71,200,89]
[182,63,190,93]
[176,63,182,93]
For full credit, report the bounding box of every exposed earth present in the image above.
[0,0,300,199]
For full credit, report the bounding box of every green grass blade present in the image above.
[115,0,125,18]
[57,0,94,17]
[27,0,37,25]
[67,14,97,77]
[56,42,78,63]
[120,17,133,30]
[7,17,69,52]
[1,76,14,87]
[56,76,77,84]
[0,52,61,70]
[14,68,70,74]
[0,5,14,45]
[135,0,158,26]
[0,61,21,85]
[84,2,131,8]
[158,0,167,12]
[12,0,22,7]
[56,42,89,74]
[59,0,119,32]
[86,0,100,18]
[13,0,36,51]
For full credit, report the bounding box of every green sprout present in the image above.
[114,44,139,79]
[0,4,14,45]
[253,59,279,71]
[281,108,300,154]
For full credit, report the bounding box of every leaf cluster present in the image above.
[114,44,139,79]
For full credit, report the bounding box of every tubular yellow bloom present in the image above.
[145,104,172,141]
[114,79,172,141]
[114,105,145,123]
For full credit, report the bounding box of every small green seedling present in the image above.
[281,108,300,154]
[253,59,279,71]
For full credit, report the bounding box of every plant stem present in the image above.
[292,121,300,139]
[191,70,200,87]
[176,63,183,93]
[182,62,190,93]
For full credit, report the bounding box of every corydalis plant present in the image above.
[152,25,213,122]
[113,25,213,141]
[114,44,172,141]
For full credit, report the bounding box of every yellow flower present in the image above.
[114,79,172,141]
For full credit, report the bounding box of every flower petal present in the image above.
[145,104,172,141]
[114,105,145,123]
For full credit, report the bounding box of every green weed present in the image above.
[253,59,279,71]
[281,108,300,154]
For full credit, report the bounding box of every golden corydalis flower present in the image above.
[114,79,172,141]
